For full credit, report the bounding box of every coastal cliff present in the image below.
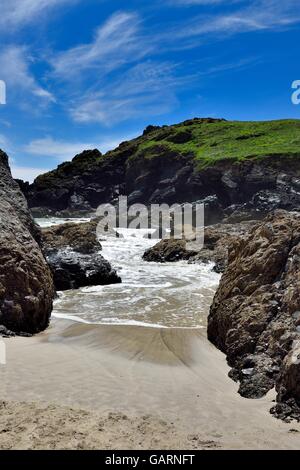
[208,210,300,421]
[0,150,54,334]
[20,118,300,223]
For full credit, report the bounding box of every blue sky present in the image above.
[0,0,299,181]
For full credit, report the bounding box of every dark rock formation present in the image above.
[143,239,197,263]
[41,220,100,254]
[46,249,121,291]
[0,150,54,334]
[18,119,300,224]
[41,220,121,291]
[143,222,255,273]
[208,211,300,421]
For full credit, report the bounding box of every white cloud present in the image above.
[51,11,167,123]
[0,135,49,182]
[24,137,98,161]
[0,0,79,29]
[70,61,182,124]
[11,165,51,183]
[170,0,239,4]
[0,134,15,156]
[71,93,177,125]
[0,46,55,103]
[172,0,300,39]
[51,11,149,80]
[24,135,134,161]
[46,2,300,125]
[0,134,9,147]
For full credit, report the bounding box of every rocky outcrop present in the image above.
[18,119,300,224]
[142,222,256,273]
[0,150,54,334]
[41,221,99,254]
[46,249,121,291]
[41,221,121,291]
[143,239,197,263]
[208,211,300,421]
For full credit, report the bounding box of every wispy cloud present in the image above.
[0,0,79,29]
[11,165,52,183]
[170,0,241,5]
[51,11,148,80]
[171,0,300,40]
[49,12,183,124]
[70,61,185,124]
[5,1,299,129]
[0,46,55,103]
[24,135,134,160]
[24,137,99,161]
[0,134,9,147]
[48,1,300,125]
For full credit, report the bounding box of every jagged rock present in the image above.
[41,220,121,290]
[0,325,16,338]
[41,220,100,255]
[143,239,195,263]
[0,150,54,334]
[143,125,161,135]
[208,210,300,420]
[271,341,300,422]
[46,249,121,291]
[142,222,255,273]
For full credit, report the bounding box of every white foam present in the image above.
[52,312,205,330]
[39,218,220,328]
[36,217,90,228]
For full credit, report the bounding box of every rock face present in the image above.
[19,119,300,224]
[208,211,300,421]
[142,222,255,273]
[42,221,121,291]
[0,150,54,334]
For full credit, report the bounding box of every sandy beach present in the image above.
[1,318,300,450]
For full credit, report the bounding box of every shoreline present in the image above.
[52,312,207,330]
[1,318,300,449]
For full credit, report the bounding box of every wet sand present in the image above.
[1,318,300,449]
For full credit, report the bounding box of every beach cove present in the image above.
[1,222,300,449]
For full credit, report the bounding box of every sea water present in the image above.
[37,219,220,328]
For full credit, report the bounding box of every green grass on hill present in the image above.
[33,118,300,185]
[134,119,300,167]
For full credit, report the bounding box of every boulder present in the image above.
[143,222,255,273]
[41,220,121,291]
[143,239,194,263]
[208,210,300,420]
[46,249,121,291]
[0,150,54,334]
[41,220,99,254]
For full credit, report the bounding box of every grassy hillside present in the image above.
[133,118,300,167]
[34,118,300,185]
